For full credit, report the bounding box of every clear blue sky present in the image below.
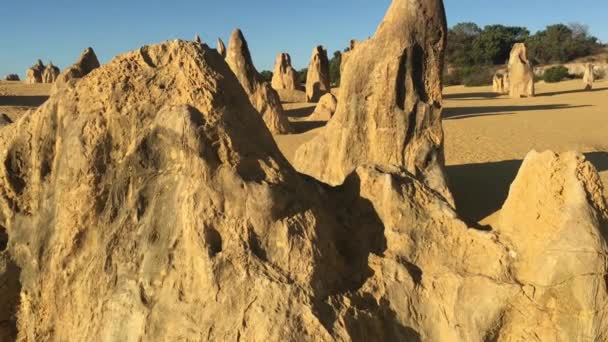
[1,0,607,78]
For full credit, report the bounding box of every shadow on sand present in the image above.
[285,105,316,118]
[444,104,590,120]
[444,92,500,100]
[448,151,608,223]
[537,86,608,97]
[0,95,49,107]
[290,121,326,134]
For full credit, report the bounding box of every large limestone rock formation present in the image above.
[217,38,226,58]
[0,27,607,342]
[3,74,20,81]
[492,72,509,94]
[508,43,535,98]
[25,60,45,84]
[294,0,453,203]
[307,93,337,121]
[271,53,298,91]
[55,47,100,85]
[226,29,291,134]
[583,63,594,90]
[305,46,330,102]
[42,62,60,83]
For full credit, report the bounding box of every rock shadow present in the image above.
[0,95,49,107]
[284,105,316,118]
[444,92,500,100]
[444,104,590,120]
[537,86,608,97]
[448,151,608,223]
[290,121,326,134]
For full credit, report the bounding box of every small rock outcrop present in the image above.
[55,47,100,86]
[217,38,226,58]
[294,0,453,203]
[307,93,337,121]
[42,62,60,83]
[226,29,291,134]
[194,34,202,44]
[340,39,359,75]
[271,53,298,91]
[508,43,535,98]
[305,46,330,102]
[492,72,509,94]
[583,63,594,90]
[3,74,20,81]
[25,60,45,84]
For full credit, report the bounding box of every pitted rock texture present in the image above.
[226,29,291,134]
[294,0,453,204]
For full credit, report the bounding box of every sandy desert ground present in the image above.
[2,78,607,226]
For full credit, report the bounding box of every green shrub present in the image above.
[259,70,273,83]
[543,66,570,83]
[443,65,494,86]
[462,66,494,86]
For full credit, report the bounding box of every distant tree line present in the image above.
[445,22,604,86]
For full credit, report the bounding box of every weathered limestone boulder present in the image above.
[305,46,330,102]
[25,60,45,84]
[55,47,100,86]
[271,53,298,91]
[307,93,337,121]
[508,43,534,98]
[492,151,608,340]
[226,29,291,134]
[336,151,608,341]
[42,62,60,83]
[217,38,226,58]
[583,63,594,90]
[294,0,453,203]
[492,72,509,94]
[1,40,341,341]
[3,74,20,81]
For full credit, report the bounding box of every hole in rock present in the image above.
[248,229,267,261]
[0,226,8,251]
[204,226,222,257]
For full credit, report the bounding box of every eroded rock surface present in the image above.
[217,38,226,58]
[25,60,45,84]
[508,43,534,98]
[55,47,100,86]
[0,2,606,342]
[294,0,453,204]
[305,46,330,102]
[42,62,60,83]
[307,93,337,121]
[271,53,298,91]
[492,72,509,94]
[226,29,291,134]
[583,63,594,90]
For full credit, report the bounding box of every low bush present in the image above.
[543,66,570,83]
[443,65,494,87]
